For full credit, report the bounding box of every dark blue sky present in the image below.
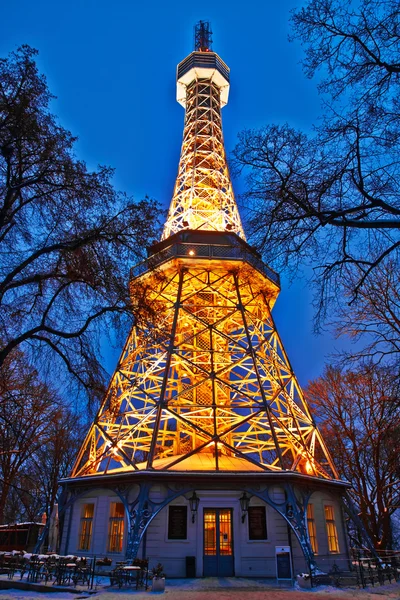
[0,0,352,386]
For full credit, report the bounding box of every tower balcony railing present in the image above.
[177,52,230,83]
[130,241,280,287]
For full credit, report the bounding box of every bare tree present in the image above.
[0,348,60,523]
[0,46,161,402]
[15,408,85,523]
[232,0,400,319]
[334,258,400,363]
[306,364,400,551]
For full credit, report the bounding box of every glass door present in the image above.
[203,508,234,576]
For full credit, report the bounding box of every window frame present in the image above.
[306,503,318,554]
[77,501,95,551]
[107,501,125,554]
[324,504,340,553]
[247,505,268,541]
[167,505,188,540]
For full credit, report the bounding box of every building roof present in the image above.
[136,452,265,472]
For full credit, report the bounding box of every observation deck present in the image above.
[130,230,280,294]
[177,51,230,107]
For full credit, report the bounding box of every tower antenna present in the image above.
[194,20,213,52]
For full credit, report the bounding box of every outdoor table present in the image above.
[72,561,92,587]
[6,555,25,580]
[27,559,45,583]
[122,565,140,588]
[53,561,76,586]
[109,564,140,588]
[66,563,77,584]
[39,560,55,584]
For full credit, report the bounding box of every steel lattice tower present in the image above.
[72,24,338,484]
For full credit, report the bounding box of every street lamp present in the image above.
[189,491,200,523]
[239,492,250,523]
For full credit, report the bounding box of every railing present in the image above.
[349,549,400,589]
[130,242,280,287]
[304,550,400,589]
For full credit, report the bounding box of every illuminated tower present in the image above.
[162,22,244,239]
[64,22,349,576]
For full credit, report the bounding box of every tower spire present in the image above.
[162,22,245,240]
[194,20,213,52]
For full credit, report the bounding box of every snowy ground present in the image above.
[0,580,399,600]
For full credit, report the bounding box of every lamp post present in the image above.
[189,491,200,523]
[239,492,250,523]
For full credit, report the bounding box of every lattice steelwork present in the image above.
[162,49,245,240]
[71,31,337,482]
[72,257,337,479]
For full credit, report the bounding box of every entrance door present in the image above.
[203,508,234,576]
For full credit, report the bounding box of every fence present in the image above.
[310,549,400,589]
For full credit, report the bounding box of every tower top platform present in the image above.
[177,51,230,108]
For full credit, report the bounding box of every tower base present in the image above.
[59,470,350,578]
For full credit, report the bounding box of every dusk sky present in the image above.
[0,0,352,386]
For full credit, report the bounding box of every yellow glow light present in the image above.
[306,460,314,474]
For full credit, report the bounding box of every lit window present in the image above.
[306,504,318,554]
[78,503,94,550]
[324,505,339,552]
[108,502,125,553]
[204,509,216,555]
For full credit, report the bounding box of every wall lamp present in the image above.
[239,492,250,523]
[189,491,200,523]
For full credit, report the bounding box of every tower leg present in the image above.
[246,483,317,575]
[283,483,317,574]
[126,483,152,560]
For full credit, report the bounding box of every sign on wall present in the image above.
[275,546,292,579]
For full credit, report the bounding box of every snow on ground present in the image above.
[1,582,400,600]
[0,576,399,600]
[0,593,76,600]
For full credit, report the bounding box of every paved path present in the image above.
[97,582,400,600]
[1,580,400,600]
[5,589,400,600]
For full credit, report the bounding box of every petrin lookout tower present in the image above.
[62,22,350,578]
